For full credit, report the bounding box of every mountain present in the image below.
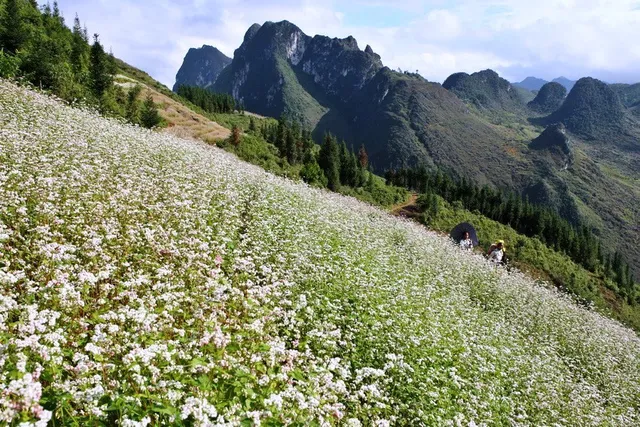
[173,45,231,91]
[214,21,383,125]
[528,82,567,114]
[514,76,549,91]
[529,123,573,165]
[181,20,640,278]
[552,76,577,92]
[545,77,626,140]
[442,69,526,112]
[610,83,640,108]
[514,76,577,92]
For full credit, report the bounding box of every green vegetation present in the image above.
[419,195,640,331]
[175,85,237,114]
[386,167,638,300]
[3,80,640,425]
[216,116,407,207]
[0,0,163,128]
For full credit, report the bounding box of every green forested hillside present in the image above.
[0,0,163,128]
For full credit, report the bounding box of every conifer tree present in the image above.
[285,128,297,164]
[229,125,241,146]
[70,14,89,85]
[0,0,27,54]
[319,134,340,191]
[140,93,161,128]
[125,85,143,124]
[90,34,112,98]
[358,144,369,169]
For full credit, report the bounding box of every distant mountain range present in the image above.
[514,76,577,92]
[174,20,640,278]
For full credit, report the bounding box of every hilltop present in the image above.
[443,69,526,112]
[513,76,577,92]
[545,77,626,140]
[528,82,567,114]
[2,80,640,425]
[173,45,232,91]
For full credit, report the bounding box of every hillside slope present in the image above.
[2,80,640,425]
[114,73,230,142]
[183,21,640,279]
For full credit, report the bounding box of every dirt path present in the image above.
[391,193,421,218]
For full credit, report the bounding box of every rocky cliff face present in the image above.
[173,45,231,91]
[213,20,383,120]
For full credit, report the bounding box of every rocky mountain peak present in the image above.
[244,23,262,42]
[443,69,524,111]
[173,45,231,91]
[547,77,625,139]
[528,82,566,114]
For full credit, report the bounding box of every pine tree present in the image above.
[125,85,143,124]
[285,129,297,164]
[248,117,257,133]
[70,14,89,86]
[358,144,369,169]
[0,0,27,54]
[140,93,161,128]
[318,134,340,191]
[90,34,112,98]
[52,1,64,25]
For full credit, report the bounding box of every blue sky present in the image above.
[45,0,640,88]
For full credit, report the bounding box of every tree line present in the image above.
[175,85,236,114]
[386,167,637,297]
[257,118,371,191]
[0,0,162,128]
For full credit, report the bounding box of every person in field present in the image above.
[459,231,474,251]
[487,240,505,264]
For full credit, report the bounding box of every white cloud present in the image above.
[48,0,640,87]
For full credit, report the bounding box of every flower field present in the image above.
[1,80,639,426]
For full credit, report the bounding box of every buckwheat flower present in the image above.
[85,343,102,355]
[78,271,98,284]
[0,270,18,285]
[264,394,283,410]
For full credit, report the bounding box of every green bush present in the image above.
[0,48,20,78]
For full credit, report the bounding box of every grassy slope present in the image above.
[444,78,640,279]
[2,79,640,426]
[418,197,640,330]
[118,64,638,309]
